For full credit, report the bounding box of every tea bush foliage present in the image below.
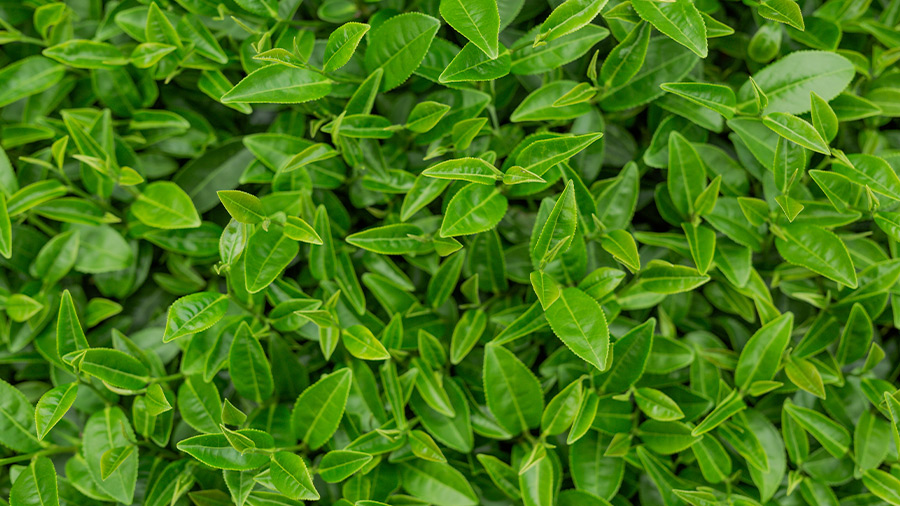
[1,0,900,505]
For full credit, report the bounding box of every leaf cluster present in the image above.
[1,0,900,505]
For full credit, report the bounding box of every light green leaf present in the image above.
[734,312,793,389]
[163,292,229,342]
[217,190,265,224]
[785,401,850,458]
[342,324,391,360]
[364,13,441,91]
[291,368,352,449]
[229,322,274,403]
[632,0,708,57]
[484,343,544,434]
[775,223,857,288]
[661,82,736,118]
[318,451,372,483]
[440,0,501,58]
[221,65,332,104]
[270,452,319,500]
[440,183,508,237]
[9,457,58,506]
[601,21,651,88]
[545,287,610,371]
[133,182,201,229]
[346,223,424,254]
[536,0,609,45]
[763,112,831,154]
[423,157,503,185]
[324,22,370,72]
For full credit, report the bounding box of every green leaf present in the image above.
[342,324,391,360]
[176,431,272,470]
[531,180,577,267]
[692,389,747,436]
[229,322,274,403]
[516,133,603,176]
[291,368,352,449]
[0,56,66,108]
[660,82,737,118]
[635,387,684,421]
[400,461,478,506]
[541,379,583,435]
[83,407,137,503]
[639,260,710,294]
[450,309,487,364]
[477,454,521,500]
[639,420,700,454]
[9,457,58,506]
[594,319,655,394]
[784,356,825,398]
[440,0,501,59]
[738,51,854,114]
[101,445,136,480]
[423,157,503,185]
[346,223,424,254]
[76,348,149,390]
[775,223,857,288]
[217,190,265,224]
[221,65,332,104]
[406,101,451,133]
[600,229,640,273]
[862,469,900,505]
[484,343,544,434]
[0,378,42,453]
[545,287,610,371]
[163,292,229,342]
[734,312,793,390]
[836,302,872,365]
[34,382,77,440]
[410,429,447,462]
[364,13,441,91]
[759,0,805,30]
[0,194,10,259]
[131,42,177,68]
[810,91,838,142]
[178,376,223,434]
[784,401,850,458]
[318,450,373,483]
[667,131,707,217]
[440,43,511,83]
[600,21,651,87]
[511,81,593,121]
[763,112,831,154]
[145,384,172,416]
[440,183,508,237]
[43,39,127,68]
[57,289,89,358]
[530,271,562,310]
[133,182,201,229]
[244,226,299,293]
[682,222,715,275]
[536,0,609,45]
[632,0,708,57]
[324,22,370,72]
[512,24,609,75]
[854,410,890,472]
[6,294,43,322]
[833,153,900,201]
[270,452,319,500]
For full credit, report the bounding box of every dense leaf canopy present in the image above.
[1,0,900,505]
